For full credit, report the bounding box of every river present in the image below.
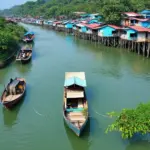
[0,23,150,150]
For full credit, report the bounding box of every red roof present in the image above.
[81,21,88,24]
[129,17,150,22]
[129,26,150,32]
[81,23,101,29]
[123,12,142,17]
[108,24,122,30]
[54,21,62,24]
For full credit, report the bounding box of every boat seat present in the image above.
[70,116,86,121]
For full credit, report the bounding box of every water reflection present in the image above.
[73,38,150,78]
[15,62,32,75]
[2,99,24,127]
[126,141,150,150]
[64,119,91,150]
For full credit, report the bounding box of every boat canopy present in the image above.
[21,45,32,51]
[64,77,86,87]
[24,31,34,36]
[8,79,19,95]
[66,90,84,98]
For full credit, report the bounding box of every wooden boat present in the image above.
[16,45,32,64]
[23,31,34,43]
[63,72,88,136]
[1,78,26,109]
[64,120,90,148]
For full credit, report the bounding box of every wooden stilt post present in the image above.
[142,42,146,56]
[147,43,150,58]
[138,42,140,54]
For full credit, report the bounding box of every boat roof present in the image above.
[9,79,19,89]
[21,45,32,51]
[66,90,84,98]
[24,31,34,36]
[64,72,86,87]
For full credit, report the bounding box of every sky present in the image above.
[0,0,36,10]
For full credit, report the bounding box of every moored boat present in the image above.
[16,45,32,64]
[23,31,34,43]
[1,78,26,109]
[63,72,88,136]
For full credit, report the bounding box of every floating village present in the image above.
[9,10,150,58]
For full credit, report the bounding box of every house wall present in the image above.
[98,26,115,37]
[120,29,136,40]
[148,33,150,41]
[73,26,77,30]
[120,29,146,41]
[65,23,73,29]
[44,21,48,25]
[127,29,136,40]
[57,24,64,27]
[86,28,92,34]
[137,32,146,42]
[140,21,150,28]
[121,19,131,26]
[81,26,87,33]
[36,20,39,24]
[48,22,53,25]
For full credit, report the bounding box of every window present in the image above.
[112,31,117,34]
[130,33,137,38]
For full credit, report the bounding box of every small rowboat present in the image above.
[23,31,34,43]
[63,72,88,136]
[1,78,26,109]
[16,45,32,64]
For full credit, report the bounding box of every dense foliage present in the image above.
[0,17,26,60]
[106,103,150,139]
[1,0,150,24]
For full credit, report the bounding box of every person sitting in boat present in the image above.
[10,78,13,83]
[22,52,26,58]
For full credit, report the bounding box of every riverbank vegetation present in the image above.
[106,102,150,139]
[1,0,150,24]
[0,17,26,60]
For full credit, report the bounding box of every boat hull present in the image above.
[1,79,26,109]
[21,56,32,64]
[63,112,88,136]
[23,39,34,43]
[2,91,25,109]
[16,53,32,64]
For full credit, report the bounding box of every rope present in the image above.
[94,110,111,118]
[33,107,45,117]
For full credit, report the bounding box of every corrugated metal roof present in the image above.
[99,24,122,30]
[129,17,150,22]
[76,24,85,27]
[123,12,142,17]
[141,10,150,14]
[129,26,150,32]
[81,23,101,29]
[108,24,122,29]
[64,77,86,87]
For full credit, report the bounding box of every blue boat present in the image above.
[23,31,35,43]
[63,72,88,136]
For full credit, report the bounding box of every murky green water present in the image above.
[0,24,150,150]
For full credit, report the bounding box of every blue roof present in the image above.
[64,77,86,87]
[141,10,150,14]
[24,31,34,36]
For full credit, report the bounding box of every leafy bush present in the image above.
[0,17,25,60]
[106,103,150,139]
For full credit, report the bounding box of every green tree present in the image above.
[106,102,150,139]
